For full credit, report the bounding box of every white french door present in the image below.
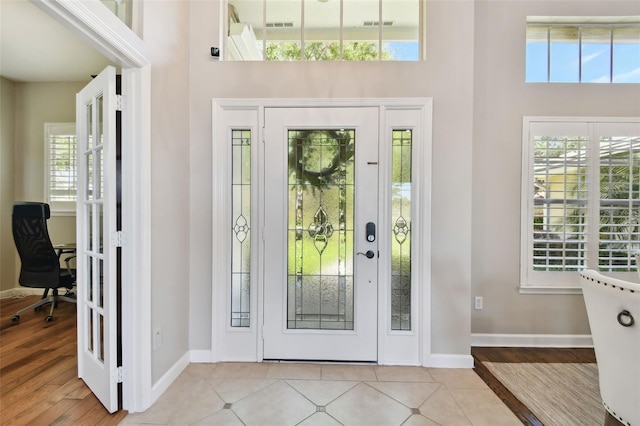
[76,66,120,412]
[262,107,379,361]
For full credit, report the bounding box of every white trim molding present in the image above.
[0,288,45,299]
[471,333,593,348]
[32,0,148,68]
[150,352,190,404]
[426,354,474,369]
[190,350,214,363]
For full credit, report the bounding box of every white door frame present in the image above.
[212,98,433,366]
[33,0,152,412]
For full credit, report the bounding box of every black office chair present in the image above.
[11,202,76,323]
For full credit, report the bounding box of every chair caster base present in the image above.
[45,316,53,323]
[11,315,20,323]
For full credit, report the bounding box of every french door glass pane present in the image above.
[288,129,355,329]
[391,130,412,330]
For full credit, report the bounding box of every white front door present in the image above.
[76,66,120,412]
[263,107,379,361]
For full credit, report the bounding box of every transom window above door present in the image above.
[525,16,640,83]
[224,0,422,61]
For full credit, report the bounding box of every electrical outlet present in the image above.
[153,327,162,350]
[474,296,484,310]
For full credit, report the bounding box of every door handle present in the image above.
[357,250,375,259]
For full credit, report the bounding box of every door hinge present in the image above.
[113,366,125,383]
[111,230,125,247]
[262,126,265,143]
[115,94,124,111]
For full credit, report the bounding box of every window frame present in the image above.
[44,122,77,215]
[223,0,425,62]
[525,17,640,84]
[520,117,640,294]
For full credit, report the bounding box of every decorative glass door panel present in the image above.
[288,129,355,330]
[263,107,379,361]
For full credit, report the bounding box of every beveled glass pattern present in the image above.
[231,130,252,327]
[391,130,412,330]
[288,129,355,330]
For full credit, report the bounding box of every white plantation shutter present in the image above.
[596,124,640,272]
[521,118,640,290]
[45,123,77,213]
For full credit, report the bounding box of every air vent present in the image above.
[363,21,394,27]
[266,22,295,28]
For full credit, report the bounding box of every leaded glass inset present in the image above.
[288,129,355,330]
[391,129,412,331]
[231,129,251,327]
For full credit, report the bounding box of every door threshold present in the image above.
[263,359,378,365]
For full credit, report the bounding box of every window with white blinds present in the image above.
[45,123,77,214]
[526,17,640,83]
[521,118,640,290]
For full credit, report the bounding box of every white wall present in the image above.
[188,0,476,356]
[1,81,82,292]
[1,77,16,292]
[142,1,191,383]
[472,0,640,337]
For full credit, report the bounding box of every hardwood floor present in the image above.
[0,295,127,425]
[471,346,622,426]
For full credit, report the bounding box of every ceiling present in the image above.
[0,0,114,83]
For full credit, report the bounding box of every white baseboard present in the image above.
[150,352,190,404]
[0,288,44,299]
[471,333,593,348]
[426,354,474,369]
[190,350,213,363]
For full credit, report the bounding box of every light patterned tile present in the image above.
[427,368,488,390]
[297,412,343,426]
[401,414,441,426]
[121,376,204,424]
[232,380,316,425]
[287,380,359,406]
[367,382,441,409]
[374,366,435,382]
[126,376,224,424]
[419,385,472,425]
[180,362,219,380]
[165,379,225,425]
[266,363,322,379]
[327,383,412,425]
[191,408,245,426]
[449,388,521,426]
[209,378,278,403]
[211,362,270,378]
[321,364,377,381]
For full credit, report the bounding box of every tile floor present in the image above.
[120,362,521,426]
